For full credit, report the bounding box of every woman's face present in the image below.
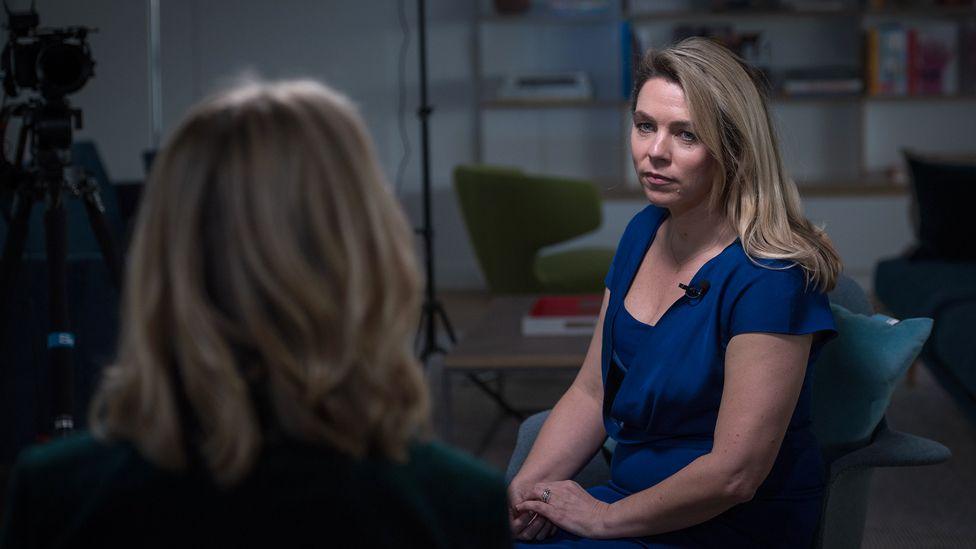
[630,77,716,214]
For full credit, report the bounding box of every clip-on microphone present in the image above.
[678,280,710,299]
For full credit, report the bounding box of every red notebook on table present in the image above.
[521,294,602,336]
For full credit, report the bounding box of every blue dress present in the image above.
[517,205,837,548]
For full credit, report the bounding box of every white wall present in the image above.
[5,1,969,292]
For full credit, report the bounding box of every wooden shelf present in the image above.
[628,9,859,22]
[797,182,909,197]
[478,13,617,25]
[771,94,862,104]
[629,7,974,22]
[479,95,976,109]
[600,181,909,201]
[478,94,976,109]
[864,93,976,103]
[481,98,627,109]
[864,7,976,19]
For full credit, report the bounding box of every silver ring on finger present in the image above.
[542,487,551,504]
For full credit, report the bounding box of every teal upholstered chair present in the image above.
[505,275,950,548]
[453,165,615,294]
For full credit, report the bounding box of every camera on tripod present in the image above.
[2,9,94,101]
[1,7,95,158]
[0,6,118,438]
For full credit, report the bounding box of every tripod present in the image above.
[413,0,456,363]
[0,98,121,436]
[409,1,520,442]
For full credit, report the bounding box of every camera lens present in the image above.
[36,42,93,97]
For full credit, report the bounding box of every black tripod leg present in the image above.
[44,199,74,435]
[81,189,122,290]
[0,191,34,345]
[419,310,448,362]
[434,300,457,344]
[413,318,424,355]
[465,373,526,421]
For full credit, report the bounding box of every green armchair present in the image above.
[453,165,615,294]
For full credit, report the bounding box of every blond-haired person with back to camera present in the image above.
[0,80,511,549]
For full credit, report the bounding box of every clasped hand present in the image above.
[509,480,612,541]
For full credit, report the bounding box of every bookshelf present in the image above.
[471,0,976,197]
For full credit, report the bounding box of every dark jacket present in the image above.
[0,432,511,548]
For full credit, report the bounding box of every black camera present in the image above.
[0,8,113,440]
[1,9,95,99]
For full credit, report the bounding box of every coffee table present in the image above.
[440,296,591,449]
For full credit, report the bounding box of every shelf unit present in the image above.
[471,1,976,197]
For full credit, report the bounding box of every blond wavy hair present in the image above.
[90,79,429,485]
[633,37,842,292]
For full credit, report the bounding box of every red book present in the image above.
[908,28,918,95]
[522,295,602,336]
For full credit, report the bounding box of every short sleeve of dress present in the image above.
[728,265,837,342]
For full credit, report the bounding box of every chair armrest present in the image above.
[929,292,976,320]
[829,421,951,482]
[926,293,976,371]
[505,410,612,488]
[506,411,551,484]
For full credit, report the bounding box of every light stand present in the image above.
[411,1,521,451]
[414,0,457,362]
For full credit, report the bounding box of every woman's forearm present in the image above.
[600,452,753,538]
[513,383,607,485]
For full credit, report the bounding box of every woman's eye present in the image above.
[678,130,698,143]
[635,122,654,134]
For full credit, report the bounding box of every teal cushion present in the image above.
[812,304,933,449]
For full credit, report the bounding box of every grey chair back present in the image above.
[828,274,874,316]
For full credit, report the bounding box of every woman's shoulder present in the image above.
[723,246,814,295]
[11,432,145,481]
[7,432,161,513]
[406,440,507,494]
[1,432,158,539]
[394,441,510,545]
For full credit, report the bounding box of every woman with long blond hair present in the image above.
[508,37,842,547]
[0,80,509,548]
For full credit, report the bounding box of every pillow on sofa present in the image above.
[904,151,976,260]
[812,304,933,450]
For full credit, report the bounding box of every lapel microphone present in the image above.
[678,280,711,299]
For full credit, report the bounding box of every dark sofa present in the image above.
[875,258,976,412]
[874,151,976,416]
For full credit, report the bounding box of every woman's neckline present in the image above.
[622,206,740,328]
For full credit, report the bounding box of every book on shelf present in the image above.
[880,24,910,95]
[521,294,602,336]
[962,20,976,94]
[621,20,640,100]
[913,22,959,95]
[866,21,960,97]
